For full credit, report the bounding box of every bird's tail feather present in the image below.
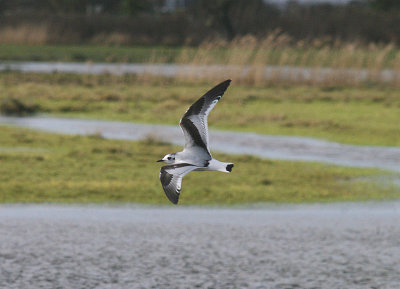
[226,163,234,173]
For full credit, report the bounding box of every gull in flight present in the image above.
[157,80,234,204]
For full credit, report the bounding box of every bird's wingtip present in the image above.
[167,193,179,205]
[164,188,180,204]
[216,79,231,89]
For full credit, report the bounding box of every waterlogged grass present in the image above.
[0,126,398,204]
[1,73,399,146]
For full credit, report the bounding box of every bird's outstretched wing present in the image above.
[179,80,231,158]
[160,163,198,204]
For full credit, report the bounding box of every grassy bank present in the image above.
[1,73,399,146]
[0,126,397,204]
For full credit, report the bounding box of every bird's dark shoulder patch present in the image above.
[160,168,173,186]
[180,118,209,153]
[160,163,195,186]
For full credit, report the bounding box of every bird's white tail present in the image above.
[207,159,234,173]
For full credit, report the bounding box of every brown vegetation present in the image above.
[171,35,400,87]
[0,96,41,115]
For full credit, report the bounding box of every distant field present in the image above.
[0,126,397,204]
[0,44,185,63]
[2,41,400,86]
[1,73,399,146]
[1,41,399,69]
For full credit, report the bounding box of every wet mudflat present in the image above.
[1,204,400,289]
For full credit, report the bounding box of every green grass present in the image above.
[0,44,187,63]
[1,73,399,146]
[1,43,400,70]
[0,126,398,204]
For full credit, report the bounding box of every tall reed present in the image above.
[0,25,49,45]
[171,33,400,86]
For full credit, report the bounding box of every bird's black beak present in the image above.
[156,159,163,162]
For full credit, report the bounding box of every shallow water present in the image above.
[1,203,400,288]
[1,61,399,83]
[1,115,400,173]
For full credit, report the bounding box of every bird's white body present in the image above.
[158,80,234,204]
[168,150,230,173]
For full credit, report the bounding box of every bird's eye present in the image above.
[167,157,171,160]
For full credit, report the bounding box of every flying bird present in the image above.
[157,80,234,204]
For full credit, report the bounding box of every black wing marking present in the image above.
[180,118,209,153]
[159,163,198,204]
[180,80,231,155]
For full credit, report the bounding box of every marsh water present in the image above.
[1,61,399,83]
[1,115,400,173]
[1,203,400,288]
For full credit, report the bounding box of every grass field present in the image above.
[1,34,399,205]
[0,44,185,63]
[2,41,400,86]
[1,40,400,69]
[0,126,397,204]
[1,73,399,146]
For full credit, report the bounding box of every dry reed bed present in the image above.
[0,25,49,45]
[170,35,400,86]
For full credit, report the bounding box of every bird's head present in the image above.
[157,153,176,164]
